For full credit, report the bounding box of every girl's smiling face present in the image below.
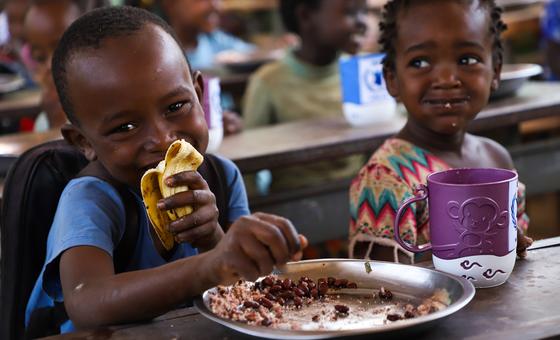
[384,0,501,135]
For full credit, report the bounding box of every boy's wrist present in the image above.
[194,225,224,253]
[194,249,225,288]
[210,226,225,247]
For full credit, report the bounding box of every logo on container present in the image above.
[339,53,396,126]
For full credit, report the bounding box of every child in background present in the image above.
[25,6,305,335]
[243,0,367,192]
[359,0,384,54]
[349,0,533,263]
[160,0,245,135]
[4,0,28,49]
[0,0,35,89]
[23,0,108,132]
[0,2,7,46]
[541,0,560,80]
[159,0,254,70]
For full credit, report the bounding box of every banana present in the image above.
[140,140,204,250]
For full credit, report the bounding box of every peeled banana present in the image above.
[140,139,204,250]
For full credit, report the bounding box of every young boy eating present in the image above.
[25,6,305,335]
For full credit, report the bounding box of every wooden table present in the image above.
[0,81,559,175]
[220,0,545,11]
[0,129,60,176]
[218,81,560,172]
[0,88,41,120]
[497,0,544,8]
[46,237,560,340]
[203,68,253,110]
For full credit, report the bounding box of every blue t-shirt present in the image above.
[25,156,249,333]
[542,0,560,42]
[541,0,560,80]
[186,30,254,70]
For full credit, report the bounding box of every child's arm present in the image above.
[60,212,303,329]
[515,182,533,258]
[478,136,514,169]
[223,110,243,135]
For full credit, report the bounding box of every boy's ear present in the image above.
[383,66,399,98]
[192,70,204,104]
[491,61,502,91]
[61,123,97,161]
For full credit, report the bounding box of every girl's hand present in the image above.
[516,226,533,259]
[157,171,224,252]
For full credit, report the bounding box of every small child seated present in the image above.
[243,0,368,192]
[23,0,108,132]
[541,0,560,80]
[0,0,35,89]
[159,0,254,70]
[160,0,246,135]
[2,0,29,59]
[348,0,533,263]
[25,6,305,335]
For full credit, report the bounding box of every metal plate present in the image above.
[490,63,543,100]
[194,259,475,339]
[214,49,283,73]
[0,73,25,94]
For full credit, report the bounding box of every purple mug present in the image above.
[394,168,518,288]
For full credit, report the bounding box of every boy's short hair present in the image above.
[51,6,184,125]
[379,0,507,71]
[280,0,322,34]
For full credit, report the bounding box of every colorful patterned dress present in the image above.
[348,138,529,262]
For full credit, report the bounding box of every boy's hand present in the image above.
[292,234,308,262]
[223,110,243,135]
[157,171,224,252]
[206,212,307,285]
[516,227,533,259]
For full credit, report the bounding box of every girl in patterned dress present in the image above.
[349,0,533,263]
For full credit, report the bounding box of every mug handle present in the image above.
[394,185,432,253]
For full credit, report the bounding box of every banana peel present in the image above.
[140,140,204,250]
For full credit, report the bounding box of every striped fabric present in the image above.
[349,138,529,260]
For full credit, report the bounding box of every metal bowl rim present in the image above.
[500,63,543,81]
[194,259,475,339]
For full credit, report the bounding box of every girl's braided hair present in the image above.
[379,0,507,70]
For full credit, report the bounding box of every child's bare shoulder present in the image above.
[471,134,514,169]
